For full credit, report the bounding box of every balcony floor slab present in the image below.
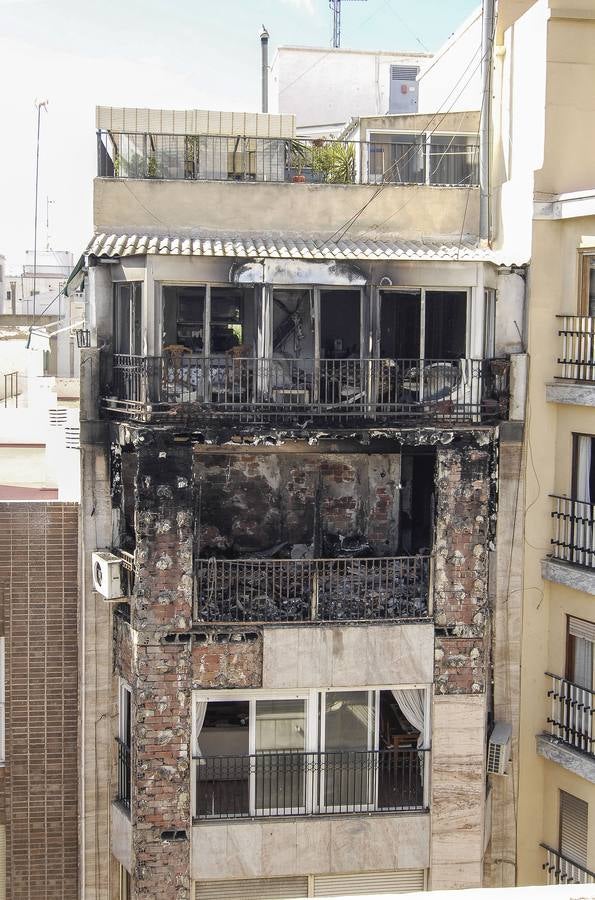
[536,733,595,783]
[541,557,595,596]
[546,381,595,407]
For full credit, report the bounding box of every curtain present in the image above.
[575,436,593,565]
[392,688,426,748]
[573,637,594,691]
[195,701,208,757]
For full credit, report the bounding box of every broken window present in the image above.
[113,283,142,355]
[320,290,361,359]
[272,289,314,359]
[210,288,255,356]
[380,289,467,360]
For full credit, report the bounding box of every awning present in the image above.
[64,254,86,297]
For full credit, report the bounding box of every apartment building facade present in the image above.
[492,0,595,888]
[77,102,529,899]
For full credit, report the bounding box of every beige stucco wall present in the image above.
[93,178,479,241]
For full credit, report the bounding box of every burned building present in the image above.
[78,106,526,899]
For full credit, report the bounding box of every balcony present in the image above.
[537,674,595,782]
[545,496,595,593]
[193,748,427,820]
[548,316,595,406]
[105,355,510,426]
[97,131,478,187]
[194,555,431,623]
[541,843,595,885]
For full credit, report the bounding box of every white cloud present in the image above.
[281,0,316,15]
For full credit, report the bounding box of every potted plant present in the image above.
[287,139,309,182]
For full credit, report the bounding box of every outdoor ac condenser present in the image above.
[487,722,512,775]
[92,551,123,600]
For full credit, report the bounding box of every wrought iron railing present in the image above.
[556,315,595,381]
[193,748,427,820]
[550,495,595,568]
[106,355,509,425]
[194,555,431,623]
[2,371,18,408]
[116,737,131,811]
[541,843,595,885]
[546,673,594,755]
[97,131,479,187]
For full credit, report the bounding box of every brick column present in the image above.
[130,445,193,900]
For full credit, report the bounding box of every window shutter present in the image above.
[195,877,309,900]
[560,791,588,866]
[313,870,426,895]
[569,616,595,643]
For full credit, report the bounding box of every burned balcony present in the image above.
[194,555,431,623]
[105,354,509,425]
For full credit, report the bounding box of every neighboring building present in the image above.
[491,0,595,888]
[78,100,527,899]
[0,255,5,317]
[416,7,482,115]
[270,46,431,135]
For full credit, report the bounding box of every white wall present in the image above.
[417,9,482,115]
[271,47,430,132]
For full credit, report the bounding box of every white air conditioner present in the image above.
[92,551,123,600]
[487,722,512,775]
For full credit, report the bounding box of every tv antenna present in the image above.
[329,0,367,48]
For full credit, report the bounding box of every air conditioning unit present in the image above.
[92,551,123,600]
[487,722,512,775]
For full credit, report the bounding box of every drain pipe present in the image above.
[260,26,269,113]
[479,0,495,243]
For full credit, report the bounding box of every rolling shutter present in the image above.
[313,870,426,896]
[568,616,595,643]
[195,876,308,900]
[0,825,5,900]
[560,791,588,866]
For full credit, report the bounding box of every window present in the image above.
[429,134,479,186]
[161,285,255,356]
[380,289,467,360]
[579,253,595,315]
[117,681,131,810]
[572,434,595,503]
[566,616,595,691]
[114,283,142,355]
[368,132,425,184]
[559,790,588,867]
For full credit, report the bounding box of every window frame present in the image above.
[578,250,595,315]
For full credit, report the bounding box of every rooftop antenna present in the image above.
[32,98,48,320]
[329,0,367,48]
[46,197,54,251]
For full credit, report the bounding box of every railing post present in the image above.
[310,570,318,622]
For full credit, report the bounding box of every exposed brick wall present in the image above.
[0,502,79,899]
[433,448,491,694]
[192,630,263,688]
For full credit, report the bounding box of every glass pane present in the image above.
[368,132,425,183]
[324,691,373,809]
[196,701,249,817]
[430,134,478,185]
[211,289,244,354]
[255,700,305,812]
[114,284,131,354]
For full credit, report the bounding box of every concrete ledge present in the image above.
[546,381,595,406]
[536,733,595,783]
[541,557,595,595]
[111,801,132,873]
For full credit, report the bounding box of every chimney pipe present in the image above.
[260,26,269,113]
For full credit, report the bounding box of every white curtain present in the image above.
[575,436,593,565]
[195,701,208,757]
[573,637,594,691]
[392,688,426,748]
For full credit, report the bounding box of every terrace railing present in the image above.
[193,748,427,820]
[2,372,18,408]
[557,315,595,381]
[546,672,594,756]
[194,555,431,623]
[97,131,479,187]
[541,844,595,885]
[550,495,595,568]
[106,355,510,425]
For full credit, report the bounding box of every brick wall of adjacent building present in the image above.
[0,502,79,899]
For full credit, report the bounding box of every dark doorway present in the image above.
[425,290,466,359]
[380,290,421,359]
[320,290,361,359]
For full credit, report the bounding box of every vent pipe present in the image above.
[260,26,269,113]
[479,0,495,242]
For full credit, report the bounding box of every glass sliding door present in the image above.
[254,699,307,815]
[321,691,376,812]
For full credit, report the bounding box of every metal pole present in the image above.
[33,100,48,320]
[479,0,495,242]
[260,27,269,113]
[331,0,340,48]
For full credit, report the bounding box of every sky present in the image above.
[0,0,479,273]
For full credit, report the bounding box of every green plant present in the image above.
[286,138,310,175]
[147,154,158,178]
[113,151,120,177]
[310,141,355,184]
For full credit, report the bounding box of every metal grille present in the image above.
[193,749,427,820]
[106,355,510,426]
[546,673,594,755]
[550,495,595,568]
[390,65,419,81]
[116,737,131,812]
[313,870,425,895]
[195,877,309,899]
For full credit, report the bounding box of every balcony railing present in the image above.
[2,372,18,408]
[550,495,595,568]
[194,748,427,820]
[106,355,510,425]
[194,555,431,623]
[541,843,595,885]
[546,673,594,755]
[557,315,595,381]
[116,737,131,811]
[97,131,479,187]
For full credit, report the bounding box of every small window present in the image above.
[559,790,588,867]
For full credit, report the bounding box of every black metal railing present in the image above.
[2,371,18,408]
[194,748,427,820]
[194,555,431,623]
[546,672,595,755]
[541,843,595,885]
[106,355,509,425]
[116,737,131,811]
[550,495,595,568]
[97,131,479,187]
[556,315,595,381]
